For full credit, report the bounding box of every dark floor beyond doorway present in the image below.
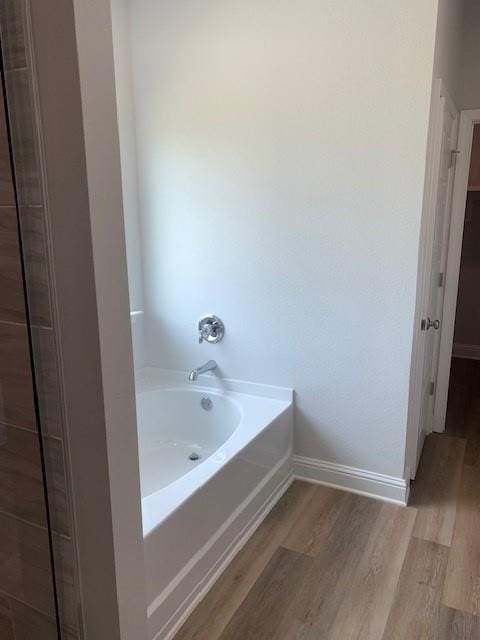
[445,358,480,456]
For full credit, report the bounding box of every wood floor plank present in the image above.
[276,617,327,640]
[437,607,480,639]
[410,434,465,546]
[218,547,311,640]
[327,502,417,640]
[443,464,480,615]
[381,538,448,640]
[174,480,316,640]
[218,493,383,640]
[288,494,383,637]
[283,485,350,557]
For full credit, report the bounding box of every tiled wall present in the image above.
[0,1,81,638]
[0,66,59,640]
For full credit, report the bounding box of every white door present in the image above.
[417,91,459,452]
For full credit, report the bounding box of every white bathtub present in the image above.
[135,368,293,640]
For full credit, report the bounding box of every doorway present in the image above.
[408,105,480,477]
[434,112,480,437]
[406,119,480,619]
[451,126,480,362]
[442,124,480,446]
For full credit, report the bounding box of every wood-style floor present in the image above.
[175,358,480,640]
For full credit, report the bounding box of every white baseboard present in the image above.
[294,455,409,505]
[452,343,480,360]
[155,461,294,640]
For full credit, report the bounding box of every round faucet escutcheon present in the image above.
[198,316,225,344]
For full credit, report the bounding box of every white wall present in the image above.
[127,0,439,479]
[111,0,146,368]
[458,0,480,110]
[432,0,465,101]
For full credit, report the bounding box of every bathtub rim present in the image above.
[136,369,293,536]
[136,366,293,402]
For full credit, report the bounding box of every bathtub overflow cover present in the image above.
[201,397,213,411]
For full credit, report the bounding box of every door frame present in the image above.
[433,108,480,432]
[405,79,459,478]
[24,1,149,638]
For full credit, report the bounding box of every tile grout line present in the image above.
[0,588,79,634]
[0,507,72,541]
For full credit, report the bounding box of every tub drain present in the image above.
[188,452,201,461]
[201,396,213,411]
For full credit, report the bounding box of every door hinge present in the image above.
[450,149,460,168]
[429,380,435,396]
[438,272,444,287]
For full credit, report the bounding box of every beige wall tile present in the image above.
[52,534,76,586]
[0,0,27,71]
[0,508,77,631]
[1,4,79,636]
[0,207,26,323]
[10,597,79,640]
[0,85,15,206]
[0,511,56,617]
[0,594,15,640]
[0,321,35,429]
[43,435,70,537]
[10,598,58,640]
[4,69,41,206]
[20,207,52,327]
[52,533,80,632]
[0,206,52,327]
[31,327,61,437]
[0,421,71,537]
[0,423,47,525]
